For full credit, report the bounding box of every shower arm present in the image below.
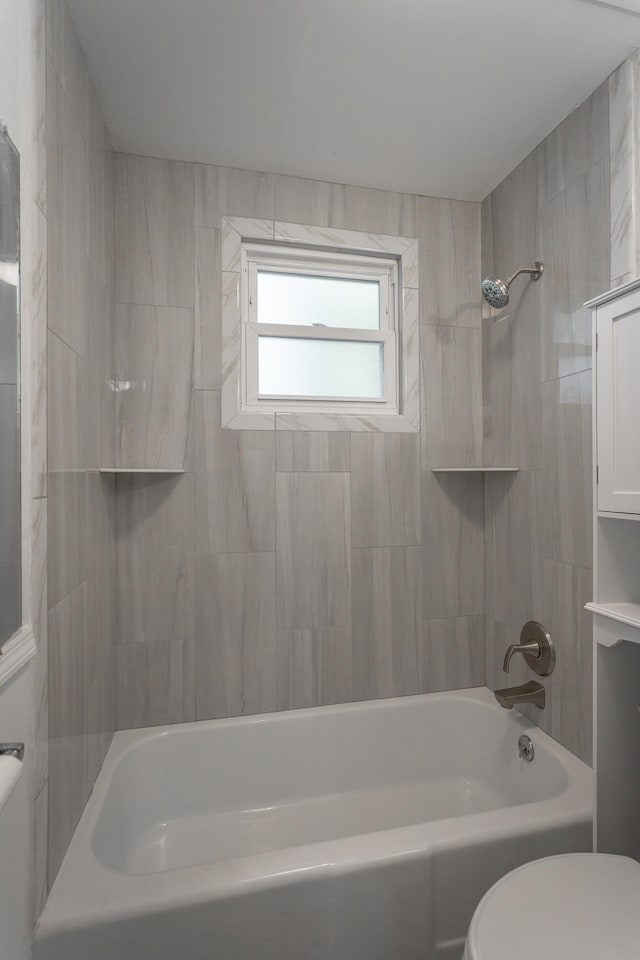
[505,262,543,288]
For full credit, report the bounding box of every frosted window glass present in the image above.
[257,271,380,329]
[258,337,384,398]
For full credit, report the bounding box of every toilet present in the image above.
[463,853,640,960]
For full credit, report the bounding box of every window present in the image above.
[243,244,398,411]
[221,217,419,432]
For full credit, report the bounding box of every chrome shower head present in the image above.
[481,276,510,309]
[481,261,543,311]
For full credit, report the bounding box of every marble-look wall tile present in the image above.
[340,183,418,237]
[611,271,634,289]
[274,176,348,229]
[48,582,87,740]
[543,372,592,568]
[480,194,494,318]
[421,616,485,692]
[195,391,275,554]
[85,657,114,791]
[541,559,593,765]
[47,732,87,887]
[195,553,276,719]
[32,497,48,799]
[47,331,86,471]
[88,120,114,289]
[46,60,89,359]
[275,431,350,473]
[490,151,539,309]
[352,546,421,700]
[116,474,194,647]
[418,197,482,328]
[195,164,275,227]
[274,410,416,433]
[220,270,258,428]
[89,294,116,471]
[194,227,221,390]
[46,0,90,131]
[273,220,414,256]
[483,78,608,764]
[483,298,543,469]
[421,325,482,468]
[31,203,48,496]
[112,159,500,738]
[422,472,484,619]
[486,471,544,632]
[609,58,636,285]
[274,174,418,237]
[276,473,351,630]
[85,472,116,783]
[32,782,48,921]
[47,582,88,884]
[540,159,609,381]
[117,638,195,729]
[46,1,118,893]
[86,639,115,790]
[115,154,194,308]
[538,81,609,208]
[33,0,47,216]
[276,627,353,710]
[351,433,420,548]
[47,470,86,607]
[402,286,421,431]
[114,304,194,469]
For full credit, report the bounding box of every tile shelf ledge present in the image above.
[431,467,520,473]
[98,468,185,474]
[585,602,640,646]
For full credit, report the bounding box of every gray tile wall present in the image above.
[113,163,487,728]
[30,1,48,920]
[45,0,117,889]
[25,0,618,921]
[39,27,611,908]
[483,82,609,765]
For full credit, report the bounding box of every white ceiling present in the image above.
[67,0,640,201]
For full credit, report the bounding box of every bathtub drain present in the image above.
[518,735,534,762]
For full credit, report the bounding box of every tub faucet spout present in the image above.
[494,680,545,710]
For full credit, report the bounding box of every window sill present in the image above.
[223,407,419,432]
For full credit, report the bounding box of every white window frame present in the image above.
[221,216,420,432]
[243,243,399,412]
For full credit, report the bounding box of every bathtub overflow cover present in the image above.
[518,735,534,761]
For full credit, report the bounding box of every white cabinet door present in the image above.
[597,287,640,514]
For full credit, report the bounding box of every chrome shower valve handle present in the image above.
[503,639,541,672]
[502,621,555,677]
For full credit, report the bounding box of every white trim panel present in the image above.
[0,624,36,689]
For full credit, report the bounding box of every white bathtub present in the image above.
[35,688,592,960]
